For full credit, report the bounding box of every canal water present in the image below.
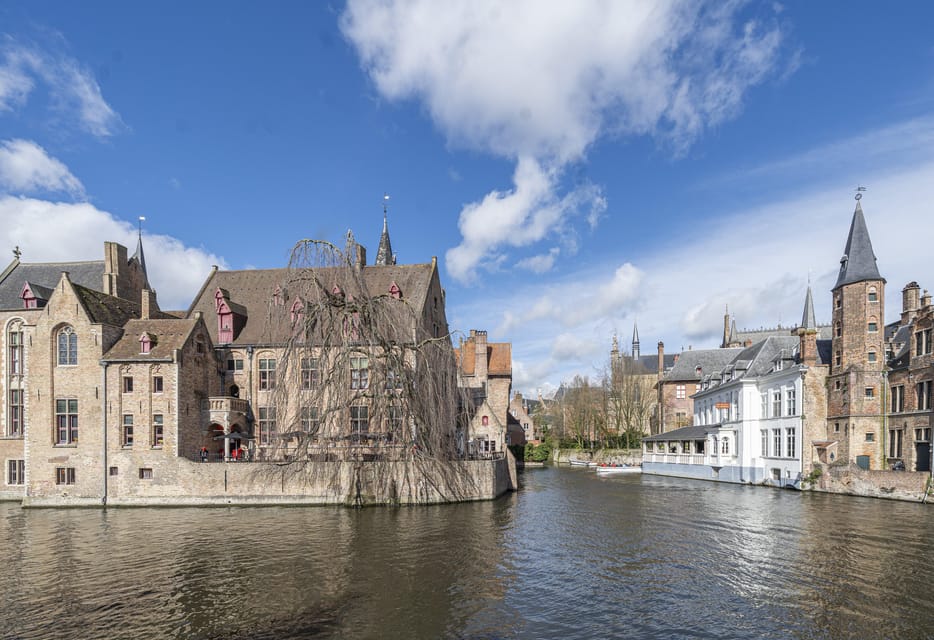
[2,467,932,639]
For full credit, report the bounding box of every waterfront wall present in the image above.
[812,463,930,502]
[20,454,516,507]
[553,448,643,465]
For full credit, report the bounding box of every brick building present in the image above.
[455,330,513,455]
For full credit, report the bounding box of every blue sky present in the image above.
[2,1,934,396]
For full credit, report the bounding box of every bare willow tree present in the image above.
[562,375,604,448]
[605,353,655,448]
[253,238,476,504]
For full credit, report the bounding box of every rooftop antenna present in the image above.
[855,185,867,201]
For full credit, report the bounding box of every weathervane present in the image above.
[12,246,21,259]
[383,192,390,218]
[138,215,146,236]
[855,185,867,201]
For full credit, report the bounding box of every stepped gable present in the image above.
[0,259,104,310]
[834,200,884,289]
[103,318,200,360]
[186,263,434,345]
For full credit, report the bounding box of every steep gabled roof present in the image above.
[103,318,201,360]
[455,341,512,377]
[801,285,817,330]
[664,348,743,382]
[834,200,884,289]
[186,263,435,345]
[72,283,142,326]
[0,260,104,310]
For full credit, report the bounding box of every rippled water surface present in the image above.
[3,468,933,639]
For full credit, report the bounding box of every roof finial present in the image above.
[132,216,149,287]
[855,185,866,201]
[12,246,21,259]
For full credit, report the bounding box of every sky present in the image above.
[1,1,934,397]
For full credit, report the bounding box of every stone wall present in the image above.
[20,452,516,507]
[812,463,931,502]
[553,448,643,465]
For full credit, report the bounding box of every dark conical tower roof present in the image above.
[375,212,395,266]
[834,200,883,290]
[801,285,816,330]
[131,226,150,288]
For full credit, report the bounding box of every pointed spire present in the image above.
[131,216,150,288]
[801,285,817,330]
[834,195,883,289]
[631,320,640,361]
[375,193,396,266]
[729,318,737,344]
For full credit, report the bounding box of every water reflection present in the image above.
[1,468,932,639]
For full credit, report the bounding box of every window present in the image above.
[8,325,23,375]
[226,358,244,372]
[57,326,77,365]
[350,405,369,442]
[866,432,875,442]
[153,376,163,393]
[868,350,877,363]
[835,351,841,367]
[835,380,841,391]
[300,406,320,435]
[55,399,78,444]
[918,381,933,411]
[868,288,878,302]
[760,393,768,418]
[773,429,782,457]
[123,376,134,393]
[835,323,842,338]
[301,357,320,390]
[916,329,933,356]
[865,387,874,399]
[7,459,24,485]
[8,389,23,437]
[386,368,403,392]
[915,428,931,442]
[834,422,840,433]
[388,405,404,437]
[772,390,782,418]
[761,430,768,457]
[55,467,75,485]
[350,356,369,390]
[892,385,904,413]
[888,429,903,459]
[786,389,796,416]
[110,466,119,476]
[152,414,164,447]
[258,407,277,445]
[139,468,153,480]
[122,415,134,447]
[139,334,152,354]
[482,415,489,426]
[786,429,796,458]
[675,384,686,399]
[258,358,276,390]
[868,321,878,333]
[835,295,841,309]
[720,438,730,455]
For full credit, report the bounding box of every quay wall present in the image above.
[553,448,643,465]
[812,463,930,502]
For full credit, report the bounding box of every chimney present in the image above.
[902,282,921,324]
[474,330,488,380]
[140,289,159,320]
[798,328,817,366]
[924,290,933,310]
[657,341,665,381]
[355,244,367,269]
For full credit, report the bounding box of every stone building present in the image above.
[656,346,741,434]
[455,330,512,455]
[508,392,537,443]
[609,324,676,436]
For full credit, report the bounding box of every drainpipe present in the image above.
[100,360,109,506]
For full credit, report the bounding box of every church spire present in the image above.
[131,216,150,288]
[632,320,640,361]
[834,191,883,290]
[375,193,396,266]
[800,284,817,330]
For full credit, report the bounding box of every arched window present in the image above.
[57,326,77,365]
[868,286,878,302]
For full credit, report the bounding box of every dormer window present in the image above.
[388,282,402,299]
[139,333,155,354]
[290,299,305,328]
[695,366,702,376]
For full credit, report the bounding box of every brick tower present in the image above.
[827,195,886,468]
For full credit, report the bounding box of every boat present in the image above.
[568,458,592,467]
[594,463,641,475]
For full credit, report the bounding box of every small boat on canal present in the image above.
[594,463,641,475]
[568,458,596,467]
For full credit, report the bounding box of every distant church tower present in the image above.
[375,194,397,266]
[632,321,640,361]
[828,194,886,469]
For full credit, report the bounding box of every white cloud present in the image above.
[0,139,85,197]
[343,0,791,282]
[0,38,123,137]
[516,247,560,274]
[0,196,227,309]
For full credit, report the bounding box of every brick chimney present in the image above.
[657,341,665,381]
[902,282,921,324]
[474,329,488,380]
[141,289,159,320]
[798,327,818,366]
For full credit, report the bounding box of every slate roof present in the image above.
[731,325,832,344]
[644,424,712,442]
[186,263,436,345]
[0,259,104,310]
[834,201,884,289]
[73,283,142,326]
[801,286,817,330]
[104,318,200,360]
[664,348,743,382]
